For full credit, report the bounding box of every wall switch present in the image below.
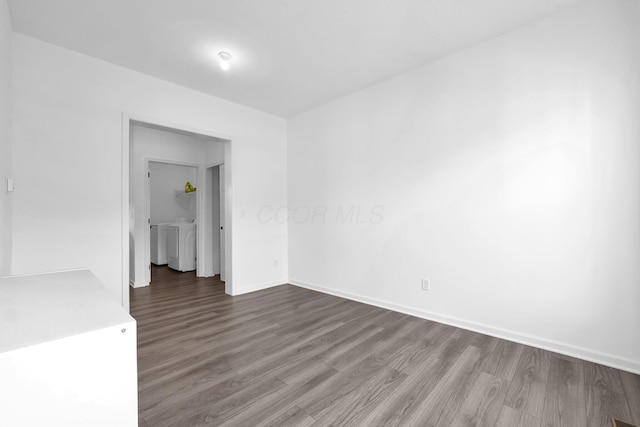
[421,278,430,291]
[6,178,14,192]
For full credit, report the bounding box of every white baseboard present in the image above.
[230,279,286,296]
[197,269,221,278]
[289,278,640,375]
[129,280,149,288]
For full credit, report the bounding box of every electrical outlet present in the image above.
[421,278,430,291]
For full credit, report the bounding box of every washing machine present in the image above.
[167,223,197,272]
[150,218,193,265]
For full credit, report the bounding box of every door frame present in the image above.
[121,113,234,311]
[202,163,225,280]
[145,158,200,285]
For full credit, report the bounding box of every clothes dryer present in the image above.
[167,223,197,272]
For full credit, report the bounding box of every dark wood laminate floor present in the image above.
[131,266,640,427]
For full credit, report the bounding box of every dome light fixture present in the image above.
[218,51,232,71]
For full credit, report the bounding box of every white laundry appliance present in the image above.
[150,218,192,265]
[150,224,169,265]
[167,222,197,272]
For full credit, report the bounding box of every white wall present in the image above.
[149,162,197,224]
[288,0,640,373]
[0,0,11,277]
[11,34,288,307]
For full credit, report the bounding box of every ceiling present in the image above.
[8,0,585,118]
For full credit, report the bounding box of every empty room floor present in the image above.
[131,267,640,426]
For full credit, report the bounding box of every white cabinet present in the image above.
[0,269,138,427]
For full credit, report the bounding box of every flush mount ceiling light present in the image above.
[218,51,232,71]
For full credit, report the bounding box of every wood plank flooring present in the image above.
[131,266,640,427]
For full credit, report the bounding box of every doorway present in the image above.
[123,114,234,310]
[203,165,225,281]
[146,160,198,284]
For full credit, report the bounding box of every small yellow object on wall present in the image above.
[185,181,196,193]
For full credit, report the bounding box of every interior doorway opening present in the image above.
[123,114,233,310]
[203,164,225,281]
[147,160,198,284]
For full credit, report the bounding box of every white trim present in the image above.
[126,113,233,142]
[129,280,149,289]
[230,279,286,296]
[121,115,130,311]
[224,144,233,287]
[289,278,640,375]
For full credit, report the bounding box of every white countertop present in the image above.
[0,269,135,353]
